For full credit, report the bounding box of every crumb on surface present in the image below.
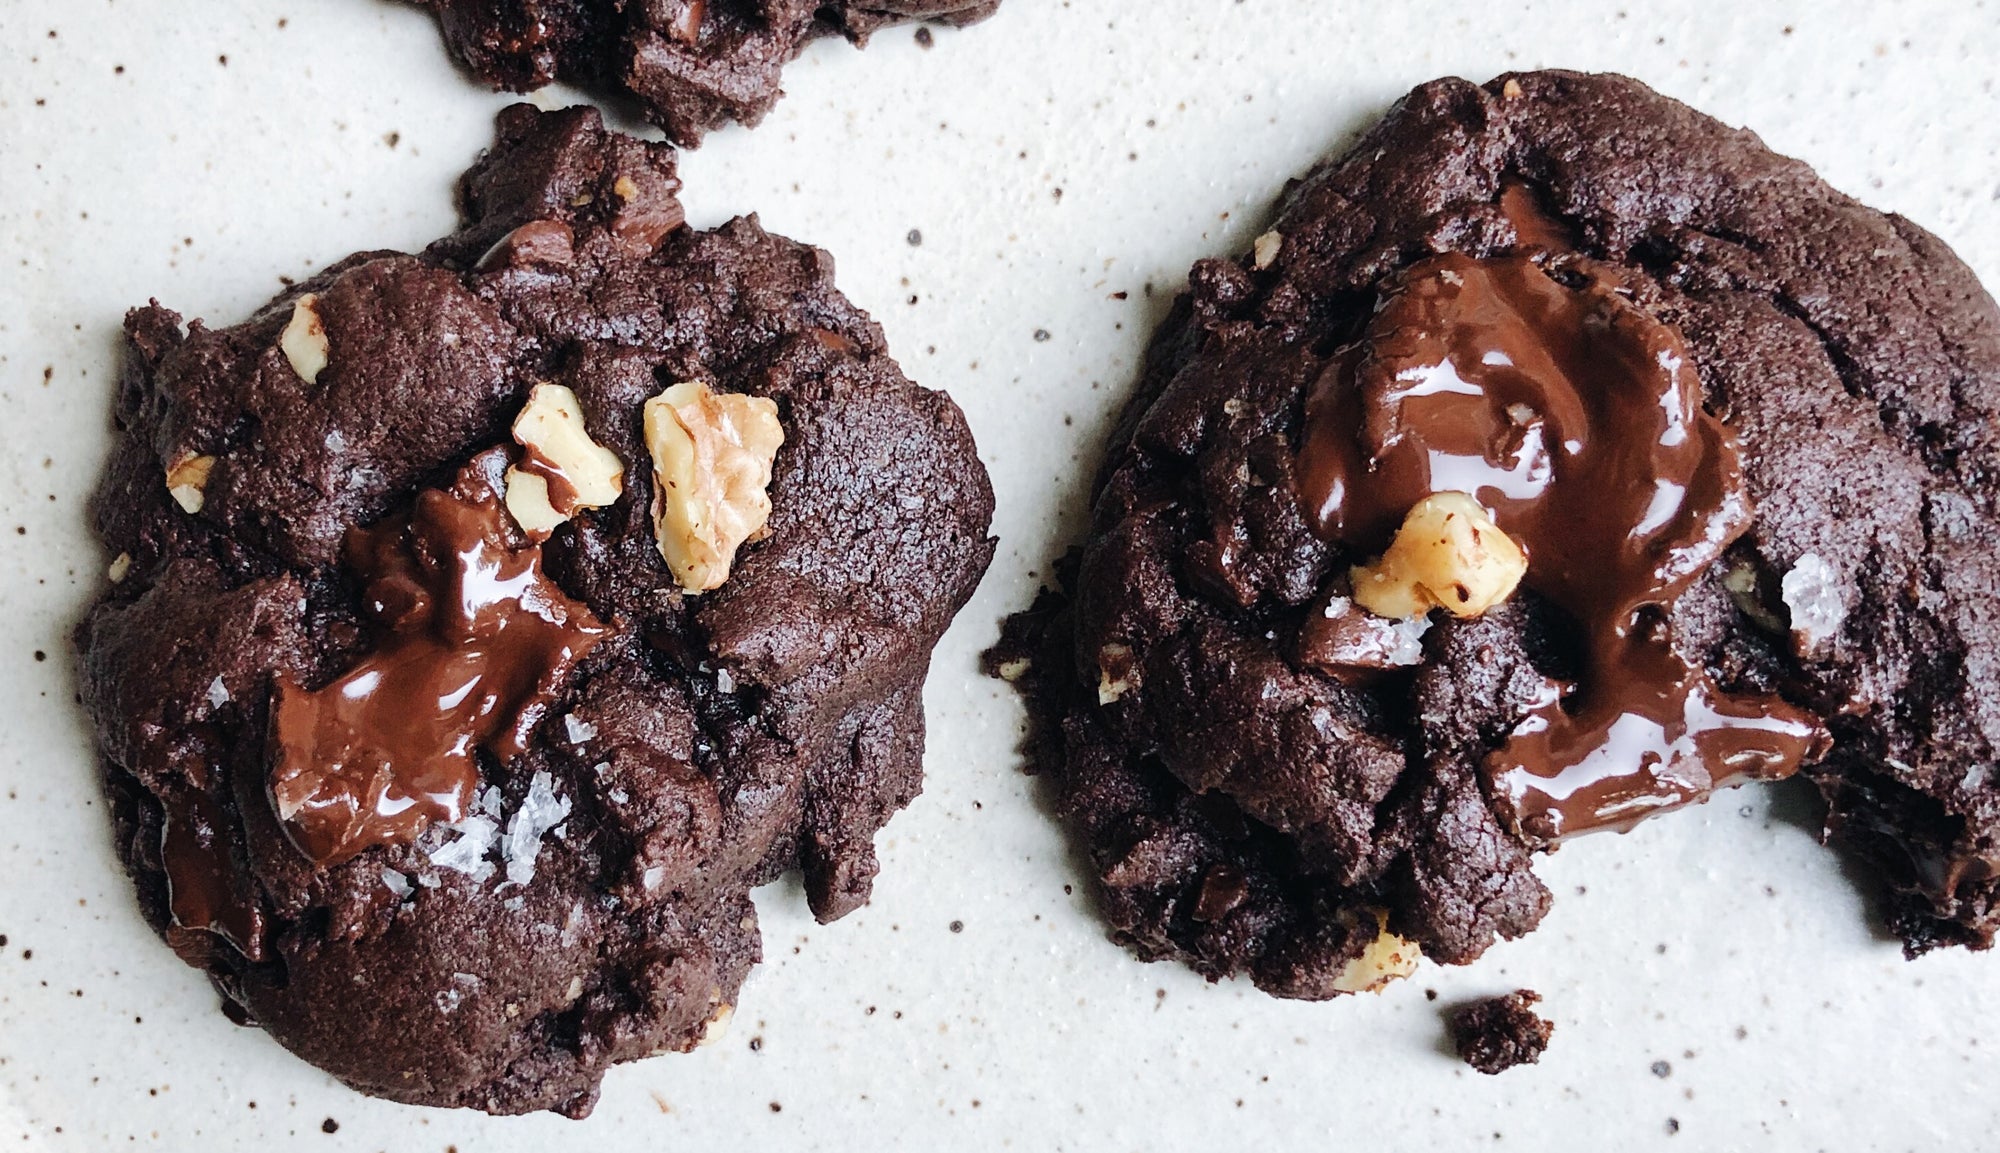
[1447,989,1552,1074]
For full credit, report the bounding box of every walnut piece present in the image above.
[642,381,784,593]
[165,453,216,515]
[503,471,565,538]
[1351,492,1527,620]
[696,1002,734,1048]
[1330,910,1422,994]
[280,293,329,384]
[1096,643,1138,705]
[503,383,625,538]
[1332,911,1421,993]
[1252,230,1283,270]
[1723,558,1787,634]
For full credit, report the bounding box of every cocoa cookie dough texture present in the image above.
[416,0,1003,145]
[77,104,994,1115]
[994,70,2000,1001]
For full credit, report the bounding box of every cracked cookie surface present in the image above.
[991,70,2000,999]
[78,104,995,1115]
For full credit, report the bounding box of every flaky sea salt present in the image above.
[205,676,229,709]
[500,770,572,888]
[714,667,736,694]
[563,714,598,745]
[1384,616,1432,666]
[429,814,499,880]
[381,868,414,900]
[1781,553,1846,653]
[435,972,481,1014]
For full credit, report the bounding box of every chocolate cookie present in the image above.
[77,104,995,1115]
[415,0,1002,146]
[990,70,2000,1000]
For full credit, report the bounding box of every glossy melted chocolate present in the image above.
[1296,252,1825,842]
[162,786,268,960]
[268,450,608,866]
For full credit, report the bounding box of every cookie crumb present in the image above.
[1446,989,1552,1074]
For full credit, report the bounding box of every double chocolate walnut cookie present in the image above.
[992,70,2000,1000]
[78,104,994,1115]
[415,0,1002,146]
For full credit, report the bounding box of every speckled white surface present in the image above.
[4,1,1999,1149]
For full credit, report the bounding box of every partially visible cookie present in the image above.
[78,104,995,1115]
[991,70,2000,1000]
[415,0,1002,145]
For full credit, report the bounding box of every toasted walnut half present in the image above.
[1351,492,1527,620]
[165,452,216,515]
[280,293,329,385]
[502,383,625,538]
[642,381,784,593]
[1330,910,1422,994]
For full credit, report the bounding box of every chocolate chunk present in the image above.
[76,104,994,1116]
[475,219,576,272]
[268,449,610,866]
[161,786,267,961]
[1447,989,1553,1074]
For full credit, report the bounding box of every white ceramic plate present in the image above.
[5,2,1999,1149]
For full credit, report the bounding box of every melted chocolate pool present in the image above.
[268,451,608,866]
[1296,253,1824,841]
